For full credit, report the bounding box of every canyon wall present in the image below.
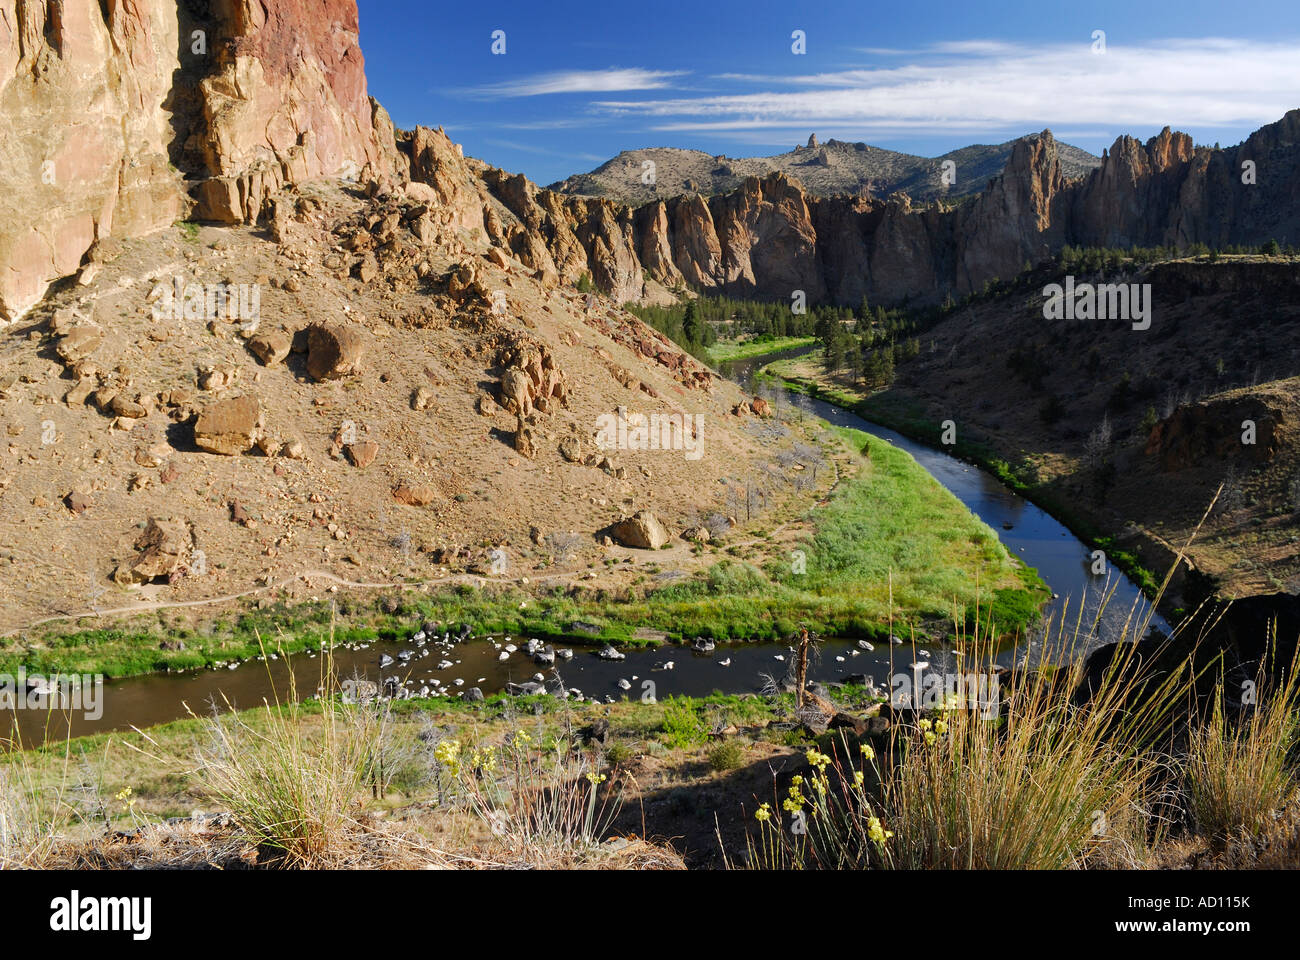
[0,0,402,321]
[2,0,1296,322]
[441,113,1300,309]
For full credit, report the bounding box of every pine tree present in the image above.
[682,299,701,344]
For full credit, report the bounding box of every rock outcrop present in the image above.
[0,0,403,320]
[6,1,1298,323]
[113,517,195,585]
[1146,395,1285,471]
[461,115,1300,310]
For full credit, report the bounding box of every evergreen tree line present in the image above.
[1057,240,1294,274]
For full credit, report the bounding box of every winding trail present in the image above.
[1,501,830,638]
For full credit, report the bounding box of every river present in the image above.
[2,345,1166,744]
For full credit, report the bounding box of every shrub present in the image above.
[658,698,709,749]
[456,728,624,867]
[194,638,395,867]
[708,739,746,772]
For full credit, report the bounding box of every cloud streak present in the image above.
[467,68,689,99]
[593,39,1298,137]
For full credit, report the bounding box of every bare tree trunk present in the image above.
[795,627,810,710]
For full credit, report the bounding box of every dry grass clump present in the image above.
[737,589,1193,869]
[1183,643,1300,841]
[1,734,91,870]
[187,632,404,869]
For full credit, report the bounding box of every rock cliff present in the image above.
[3,0,1297,322]
[0,0,401,320]
[454,116,1300,311]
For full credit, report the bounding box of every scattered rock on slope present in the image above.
[610,510,670,549]
[392,482,439,506]
[247,330,293,366]
[306,322,366,380]
[194,395,264,456]
[345,440,379,468]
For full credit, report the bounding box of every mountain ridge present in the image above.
[546,133,1103,206]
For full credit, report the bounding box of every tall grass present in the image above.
[0,752,60,868]
[192,632,391,868]
[881,618,1187,869]
[1184,643,1300,840]
[0,732,85,869]
[740,572,1210,869]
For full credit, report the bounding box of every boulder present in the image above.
[344,440,379,468]
[109,393,148,419]
[579,718,610,744]
[827,712,869,736]
[56,325,104,363]
[392,482,438,506]
[63,491,93,515]
[64,378,95,408]
[610,510,670,549]
[559,434,597,465]
[305,322,366,380]
[194,395,263,456]
[247,330,292,366]
[499,367,534,416]
[411,386,435,411]
[506,681,546,697]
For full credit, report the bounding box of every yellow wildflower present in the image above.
[867,816,894,845]
[434,739,462,774]
[783,783,806,813]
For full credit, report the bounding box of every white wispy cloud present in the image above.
[594,39,1299,137]
[482,138,605,162]
[466,68,689,99]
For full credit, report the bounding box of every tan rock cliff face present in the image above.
[4,0,1297,321]
[0,0,181,319]
[0,0,400,320]
[462,117,1300,309]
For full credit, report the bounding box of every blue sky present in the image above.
[358,0,1300,186]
